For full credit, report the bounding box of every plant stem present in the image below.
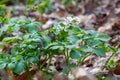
[46,54,53,71]
[64,48,70,66]
[37,53,41,70]
[37,61,40,70]
[26,65,32,80]
[78,52,92,66]
[40,56,49,70]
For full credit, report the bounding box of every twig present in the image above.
[102,53,114,70]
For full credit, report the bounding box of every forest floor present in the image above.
[0,0,120,80]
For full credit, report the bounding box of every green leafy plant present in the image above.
[0,5,6,16]
[0,17,42,80]
[26,0,42,6]
[38,0,53,14]
[50,17,117,66]
[106,59,116,70]
[26,0,54,14]
[0,18,41,39]
[0,5,7,25]
[0,17,117,80]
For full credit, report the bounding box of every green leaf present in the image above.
[70,49,81,59]
[80,45,91,52]
[87,30,98,36]
[68,63,77,68]
[27,22,41,33]
[59,30,68,40]
[96,34,111,41]
[91,40,103,47]
[1,25,9,32]
[83,35,94,39]
[11,49,17,56]
[92,48,106,56]
[106,59,116,69]
[28,44,36,49]
[50,45,64,50]
[73,26,81,32]
[38,1,48,14]
[13,60,26,74]
[15,55,22,61]
[106,44,117,54]
[8,62,16,69]
[86,39,103,47]
[67,35,79,44]
[27,56,39,63]
[13,24,20,32]
[0,25,9,36]
[2,36,22,44]
[42,35,51,46]
[0,62,6,69]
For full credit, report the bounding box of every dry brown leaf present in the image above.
[34,71,47,80]
[112,60,120,75]
[70,67,98,80]
[47,9,68,20]
[53,71,68,80]
[0,69,11,80]
[15,69,37,80]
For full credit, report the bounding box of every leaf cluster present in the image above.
[0,17,117,78]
